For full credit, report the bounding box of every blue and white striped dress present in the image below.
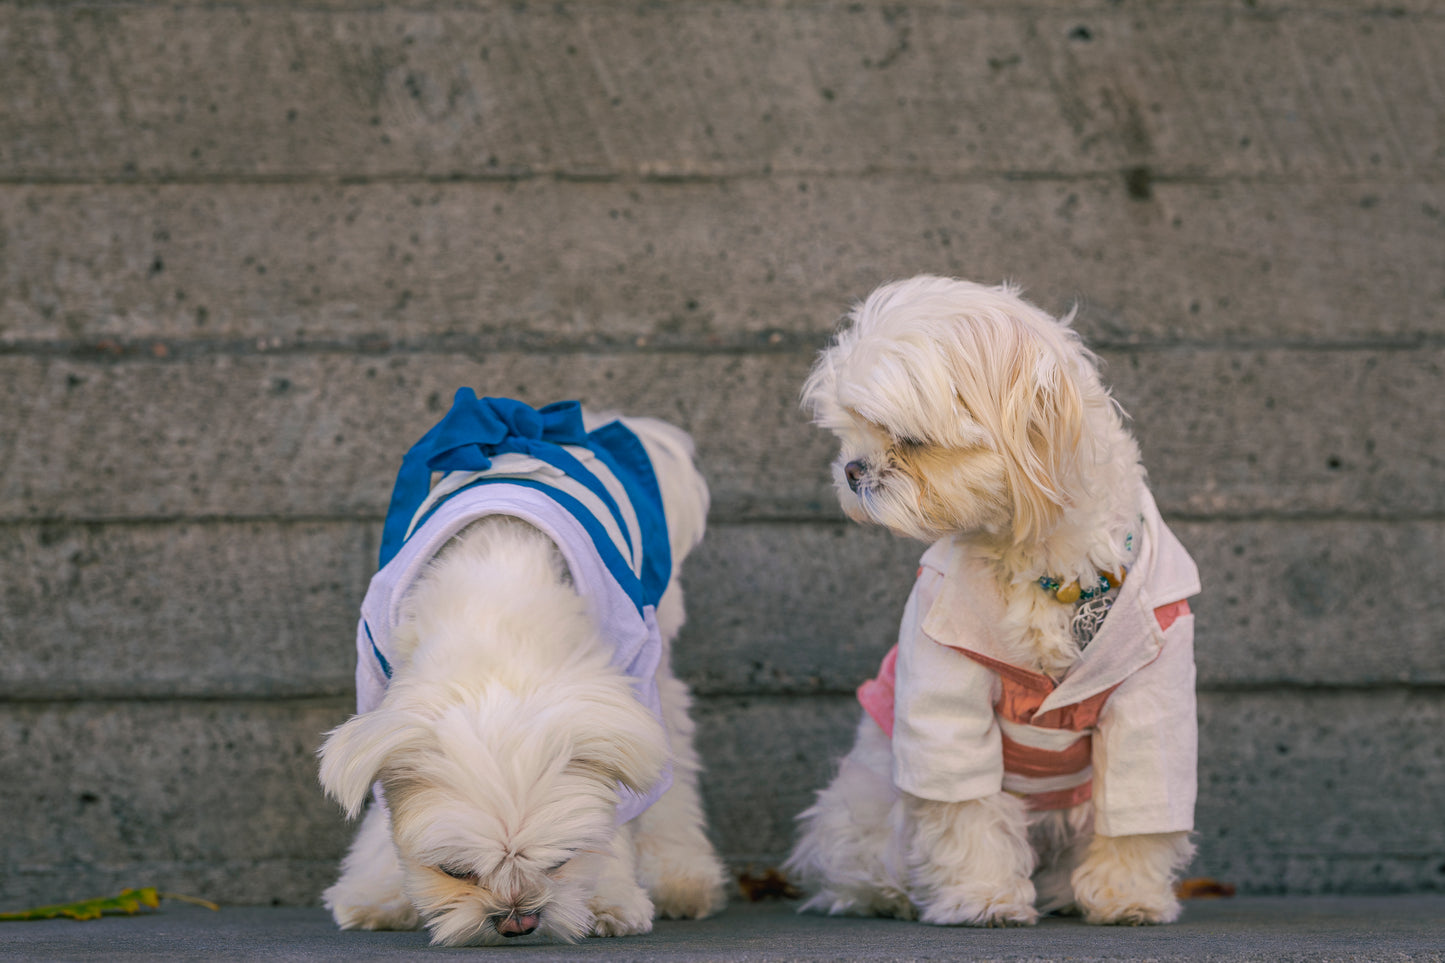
[353,392,674,824]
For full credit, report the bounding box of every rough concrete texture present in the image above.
[3,349,1442,520]
[8,518,1443,704]
[694,691,1445,894]
[3,5,1442,180]
[3,181,1441,347]
[1,0,1442,911]
[0,521,374,699]
[5,517,1443,704]
[5,690,1441,905]
[0,699,353,906]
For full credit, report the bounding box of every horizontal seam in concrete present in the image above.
[8,506,1445,529]
[3,510,1444,528]
[6,683,1440,705]
[689,683,1445,700]
[4,511,1445,530]
[691,683,1445,699]
[0,692,354,707]
[1192,681,1445,696]
[5,857,341,867]
[1,167,1443,188]
[2,0,1442,20]
[1142,510,1445,524]
[2,335,1442,361]
[0,514,384,529]
[0,335,818,360]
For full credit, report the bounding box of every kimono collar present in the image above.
[921,488,1200,713]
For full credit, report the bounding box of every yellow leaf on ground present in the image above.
[0,887,216,921]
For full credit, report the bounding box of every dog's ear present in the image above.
[317,710,430,819]
[995,333,1087,545]
[566,691,668,794]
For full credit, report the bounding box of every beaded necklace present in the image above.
[1036,531,1135,647]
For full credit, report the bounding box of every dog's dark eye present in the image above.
[438,864,475,881]
[544,853,575,873]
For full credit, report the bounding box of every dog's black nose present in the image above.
[844,459,867,493]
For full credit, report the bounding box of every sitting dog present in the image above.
[786,276,1201,926]
[319,391,728,945]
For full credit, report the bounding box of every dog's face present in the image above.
[320,676,667,945]
[802,276,1101,545]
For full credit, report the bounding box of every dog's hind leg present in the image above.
[1029,803,1093,916]
[784,716,916,920]
[323,801,419,931]
[632,612,729,919]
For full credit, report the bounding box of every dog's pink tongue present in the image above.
[497,914,539,937]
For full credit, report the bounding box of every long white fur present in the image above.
[318,414,729,946]
[788,276,1194,926]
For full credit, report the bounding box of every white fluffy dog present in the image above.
[319,401,728,946]
[786,276,1201,926]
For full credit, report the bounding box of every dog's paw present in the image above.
[326,896,420,932]
[1070,833,1189,925]
[323,875,419,931]
[589,905,655,938]
[1071,870,1181,926]
[649,863,728,920]
[800,887,918,920]
[918,880,1039,928]
[589,886,655,938]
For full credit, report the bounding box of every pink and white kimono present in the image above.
[857,489,1202,837]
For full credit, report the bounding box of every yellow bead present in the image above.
[1104,569,1123,589]
[1055,581,1082,604]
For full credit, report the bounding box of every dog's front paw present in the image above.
[649,866,727,920]
[589,886,655,938]
[919,879,1039,928]
[325,892,420,932]
[1071,832,1191,925]
[324,873,419,931]
[1071,865,1180,925]
[324,804,422,931]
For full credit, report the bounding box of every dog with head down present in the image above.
[319,393,728,945]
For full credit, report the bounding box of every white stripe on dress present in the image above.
[404,453,636,574]
[562,445,643,574]
[997,717,1091,752]
[1002,766,1094,795]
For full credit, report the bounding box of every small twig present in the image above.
[158,892,220,911]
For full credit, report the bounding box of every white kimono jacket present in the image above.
[859,488,1201,836]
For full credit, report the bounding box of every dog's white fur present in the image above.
[318,414,729,946]
[787,276,1194,926]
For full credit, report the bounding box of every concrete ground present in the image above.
[3,897,1442,962]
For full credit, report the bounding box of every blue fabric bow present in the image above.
[378,390,591,567]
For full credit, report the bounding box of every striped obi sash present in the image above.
[858,599,1191,811]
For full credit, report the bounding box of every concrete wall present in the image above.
[2,1,1442,905]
